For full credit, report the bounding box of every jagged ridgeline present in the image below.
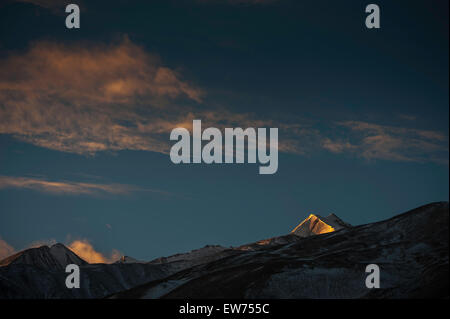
[0,202,448,298]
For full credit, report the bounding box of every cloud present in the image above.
[0,237,121,263]
[12,0,86,11]
[0,36,311,159]
[68,239,121,264]
[0,175,166,197]
[322,121,449,165]
[0,38,203,155]
[13,0,64,8]
[0,238,16,260]
[321,138,356,154]
[0,38,446,166]
[398,114,417,121]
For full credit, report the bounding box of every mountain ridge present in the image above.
[110,202,449,299]
[1,202,448,298]
[0,212,349,267]
[291,213,351,237]
[0,243,87,270]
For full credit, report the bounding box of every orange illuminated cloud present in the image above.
[68,239,121,264]
[0,238,15,260]
[0,237,121,264]
[0,38,203,155]
[0,37,446,164]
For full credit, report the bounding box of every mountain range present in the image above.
[0,202,448,298]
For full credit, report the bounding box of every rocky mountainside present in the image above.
[0,243,86,269]
[1,202,448,299]
[147,245,231,273]
[0,243,173,298]
[110,202,449,299]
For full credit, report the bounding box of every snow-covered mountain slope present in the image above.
[0,243,174,298]
[291,213,351,237]
[147,245,230,272]
[237,213,350,251]
[0,243,87,270]
[0,255,173,298]
[1,202,448,299]
[114,245,231,272]
[115,256,145,264]
[0,244,230,298]
[236,234,300,251]
[110,202,449,299]
[0,261,173,299]
[150,245,227,264]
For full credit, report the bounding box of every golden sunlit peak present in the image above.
[291,213,350,238]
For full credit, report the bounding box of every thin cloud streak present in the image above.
[322,121,449,165]
[0,175,168,197]
[13,0,66,9]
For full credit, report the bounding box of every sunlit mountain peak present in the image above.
[291,213,351,237]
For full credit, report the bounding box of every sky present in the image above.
[0,0,448,261]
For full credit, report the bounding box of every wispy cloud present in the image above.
[11,0,86,12]
[322,121,449,165]
[0,38,203,155]
[0,36,299,157]
[398,114,417,121]
[321,138,356,154]
[0,175,166,197]
[13,0,64,8]
[0,38,446,166]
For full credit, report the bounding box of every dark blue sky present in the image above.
[0,0,448,260]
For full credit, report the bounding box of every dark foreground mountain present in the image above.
[110,202,449,299]
[0,243,173,298]
[0,202,448,298]
[0,243,86,269]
